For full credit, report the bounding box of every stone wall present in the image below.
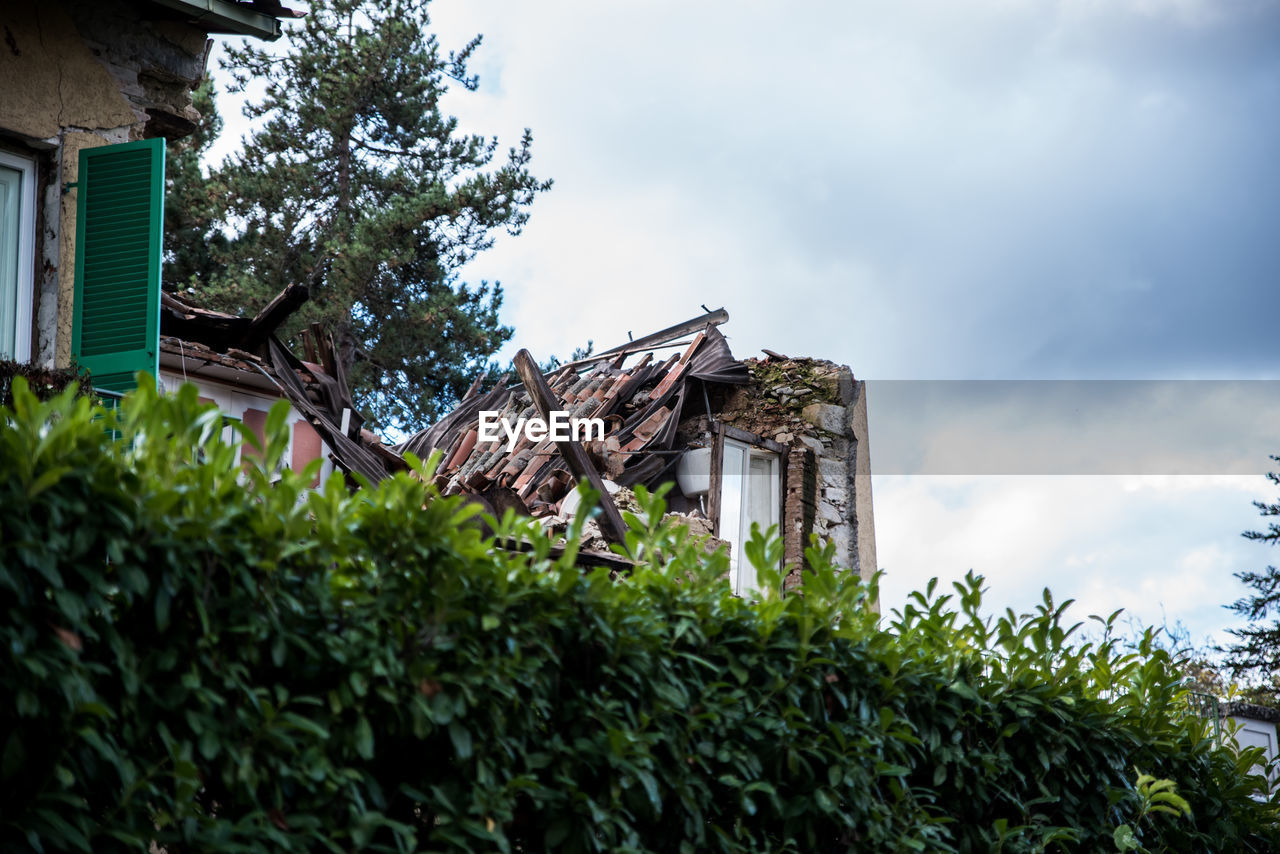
[0,0,212,367]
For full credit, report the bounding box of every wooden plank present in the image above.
[462,371,486,401]
[513,349,627,545]
[707,421,724,537]
[301,328,318,365]
[676,330,707,365]
[595,308,728,358]
[310,322,333,377]
[325,329,354,409]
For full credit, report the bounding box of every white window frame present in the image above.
[159,370,335,487]
[0,149,36,362]
[718,437,781,596]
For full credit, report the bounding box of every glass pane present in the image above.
[740,452,779,595]
[719,440,745,593]
[0,165,19,358]
[747,455,775,531]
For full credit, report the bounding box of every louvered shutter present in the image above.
[71,138,165,395]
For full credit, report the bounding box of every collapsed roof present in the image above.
[395,311,748,522]
[160,291,875,580]
[160,291,751,534]
[160,287,400,483]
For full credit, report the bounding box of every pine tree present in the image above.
[163,77,227,292]
[191,0,550,431]
[1224,456,1280,681]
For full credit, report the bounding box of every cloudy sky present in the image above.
[212,0,1279,651]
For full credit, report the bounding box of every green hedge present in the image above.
[1,377,1277,853]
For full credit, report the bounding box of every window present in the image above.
[0,150,36,362]
[718,437,781,596]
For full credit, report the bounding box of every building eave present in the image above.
[146,0,284,40]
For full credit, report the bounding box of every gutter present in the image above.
[146,0,283,40]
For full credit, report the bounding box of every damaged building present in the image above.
[394,310,877,591]
[157,285,397,485]
[155,301,878,592]
[157,296,878,592]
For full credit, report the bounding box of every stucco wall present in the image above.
[0,1,210,145]
[0,6,138,144]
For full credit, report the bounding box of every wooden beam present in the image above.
[301,328,318,365]
[462,371,487,401]
[587,308,730,363]
[243,283,308,348]
[708,421,725,537]
[513,349,627,545]
[325,328,358,435]
[721,424,787,455]
[597,308,727,356]
[557,337,698,372]
[311,322,335,378]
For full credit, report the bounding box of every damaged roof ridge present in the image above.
[556,307,729,371]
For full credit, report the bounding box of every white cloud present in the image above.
[873,473,1271,646]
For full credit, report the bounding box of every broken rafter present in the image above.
[462,371,487,401]
[311,322,335,378]
[513,349,628,545]
[559,338,699,373]
[561,308,730,370]
[243,283,308,350]
[598,308,727,354]
[301,327,319,364]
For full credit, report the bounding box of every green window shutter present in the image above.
[71,138,165,396]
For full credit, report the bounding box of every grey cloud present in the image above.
[869,380,1280,474]
[424,0,1280,383]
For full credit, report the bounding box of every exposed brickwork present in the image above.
[783,447,815,589]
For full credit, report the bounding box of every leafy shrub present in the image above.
[1,377,1277,852]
